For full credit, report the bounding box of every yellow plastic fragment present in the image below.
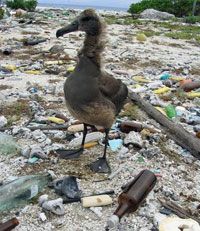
[153,87,170,94]
[25,70,41,75]
[47,117,65,124]
[155,107,167,116]
[170,76,184,81]
[133,76,151,83]
[187,92,200,98]
[3,64,17,71]
[84,142,98,149]
[67,66,75,72]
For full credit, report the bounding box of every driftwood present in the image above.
[159,198,200,224]
[129,92,200,159]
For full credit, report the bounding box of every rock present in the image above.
[30,146,47,159]
[124,131,143,148]
[15,9,27,17]
[32,130,47,142]
[140,9,175,20]
[49,45,65,54]
[0,116,7,128]
[140,147,161,159]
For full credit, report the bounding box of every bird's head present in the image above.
[56,9,102,38]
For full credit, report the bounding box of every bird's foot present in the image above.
[89,157,111,173]
[56,147,83,159]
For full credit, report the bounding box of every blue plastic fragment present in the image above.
[108,139,123,152]
[160,73,171,80]
[28,156,39,164]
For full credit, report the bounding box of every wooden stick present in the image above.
[129,92,200,159]
[159,198,200,224]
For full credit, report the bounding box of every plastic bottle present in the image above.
[106,170,157,229]
[0,218,19,231]
[165,104,177,119]
[0,174,52,212]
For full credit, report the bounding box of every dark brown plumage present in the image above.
[56,9,128,173]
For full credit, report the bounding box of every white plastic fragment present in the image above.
[159,217,200,231]
[39,195,65,216]
[69,132,103,147]
[39,212,47,222]
[108,166,123,180]
[67,124,84,133]
[89,207,103,218]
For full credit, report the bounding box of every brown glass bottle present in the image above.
[0,218,19,231]
[118,121,143,133]
[107,170,157,229]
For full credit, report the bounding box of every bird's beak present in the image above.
[56,20,79,38]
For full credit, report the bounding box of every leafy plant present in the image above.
[0,7,4,19]
[6,0,37,11]
[185,15,200,24]
[128,0,200,17]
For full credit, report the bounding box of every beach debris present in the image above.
[23,37,47,46]
[136,33,147,42]
[90,207,103,218]
[124,131,143,148]
[52,176,81,200]
[0,133,20,155]
[165,104,177,119]
[108,139,123,152]
[0,217,19,231]
[67,124,84,133]
[39,195,65,216]
[106,170,157,229]
[39,212,47,222]
[0,174,52,211]
[159,217,200,231]
[0,116,7,128]
[47,117,65,124]
[81,195,113,208]
[68,132,103,147]
[159,198,200,223]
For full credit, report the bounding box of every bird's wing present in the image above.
[99,72,128,114]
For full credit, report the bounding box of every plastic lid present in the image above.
[107,215,119,229]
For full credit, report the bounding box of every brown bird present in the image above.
[56,9,128,173]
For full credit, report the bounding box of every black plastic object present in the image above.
[53,176,81,200]
[56,147,83,159]
[89,157,111,174]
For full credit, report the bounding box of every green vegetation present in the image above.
[128,0,200,17]
[185,15,200,24]
[0,8,4,19]
[6,0,37,11]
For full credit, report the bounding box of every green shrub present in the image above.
[0,8,4,19]
[185,15,200,24]
[128,0,199,17]
[6,0,37,11]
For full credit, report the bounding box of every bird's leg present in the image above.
[89,128,111,173]
[56,123,88,159]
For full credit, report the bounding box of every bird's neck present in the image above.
[79,30,106,68]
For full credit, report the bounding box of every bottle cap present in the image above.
[107,215,119,229]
